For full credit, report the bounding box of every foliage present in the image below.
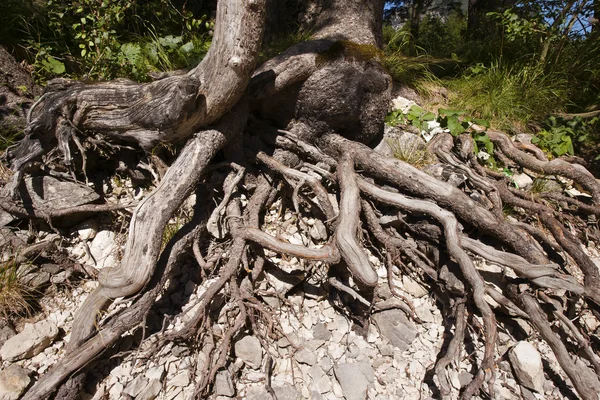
[386,105,435,132]
[417,11,466,58]
[383,24,415,54]
[532,116,599,157]
[386,104,498,167]
[447,60,568,131]
[387,105,490,137]
[0,0,41,52]
[17,0,212,82]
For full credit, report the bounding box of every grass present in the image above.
[382,53,441,94]
[0,129,23,153]
[446,61,568,131]
[386,137,435,168]
[0,258,34,319]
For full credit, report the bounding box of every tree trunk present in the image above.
[467,0,481,38]
[6,0,600,399]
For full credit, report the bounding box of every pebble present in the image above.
[1,194,580,400]
[0,365,31,400]
[234,336,263,369]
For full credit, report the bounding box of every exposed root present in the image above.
[7,21,600,400]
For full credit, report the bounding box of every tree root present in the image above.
[12,120,600,400]
[7,10,600,398]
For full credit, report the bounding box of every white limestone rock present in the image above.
[0,320,59,362]
[508,341,544,393]
[234,335,263,369]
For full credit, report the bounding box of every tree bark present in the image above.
[305,0,385,46]
[467,0,481,38]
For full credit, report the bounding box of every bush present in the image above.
[17,0,212,82]
[417,11,466,58]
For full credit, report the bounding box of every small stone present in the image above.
[372,309,417,351]
[73,219,98,240]
[295,348,317,366]
[320,356,333,372]
[234,336,262,369]
[309,220,328,241]
[581,310,600,332]
[273,383,300,400]
[215,370,235,397]
[88,230,118,269]
[458,371,473,388]
[415,306,434,323]
[1,320,59,361]
[20,271,51,289]
[265,267,305,295]
[40,263,61,274]
[0,327,15,350]
[50,270,72,284]
[512,173,533,189]
[137,379,162,400]
[23,176,100,215]
[450,370,461,390]
[401,276,427,298]
[0,365,31,400]
[509,341,544,393]
[108,382,124,399]
[123,376,149,398]
[245,386,271,400]
[145,365,165,381]
[377,343,393,357]
[313,323,332,341]
[169,371,190,387]
[334,363,374,400]
[309,366,332,394]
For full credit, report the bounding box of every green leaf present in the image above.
[447,115,465,136]
[473,133,494,154]
[120,42,142,64]
[180,42,194,53]
[41,56,65,74]
[472,118,490,128]
[422,112,436,121]
[438,108,466,117]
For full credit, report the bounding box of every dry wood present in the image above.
[335,155,379,286]
[357,178,497,399]
[21,215,204,400]
[513,291,600,400]
[488,130,600,202]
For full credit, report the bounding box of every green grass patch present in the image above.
[446,61,568,131]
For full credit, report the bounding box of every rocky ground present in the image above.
[1,97,599,399]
